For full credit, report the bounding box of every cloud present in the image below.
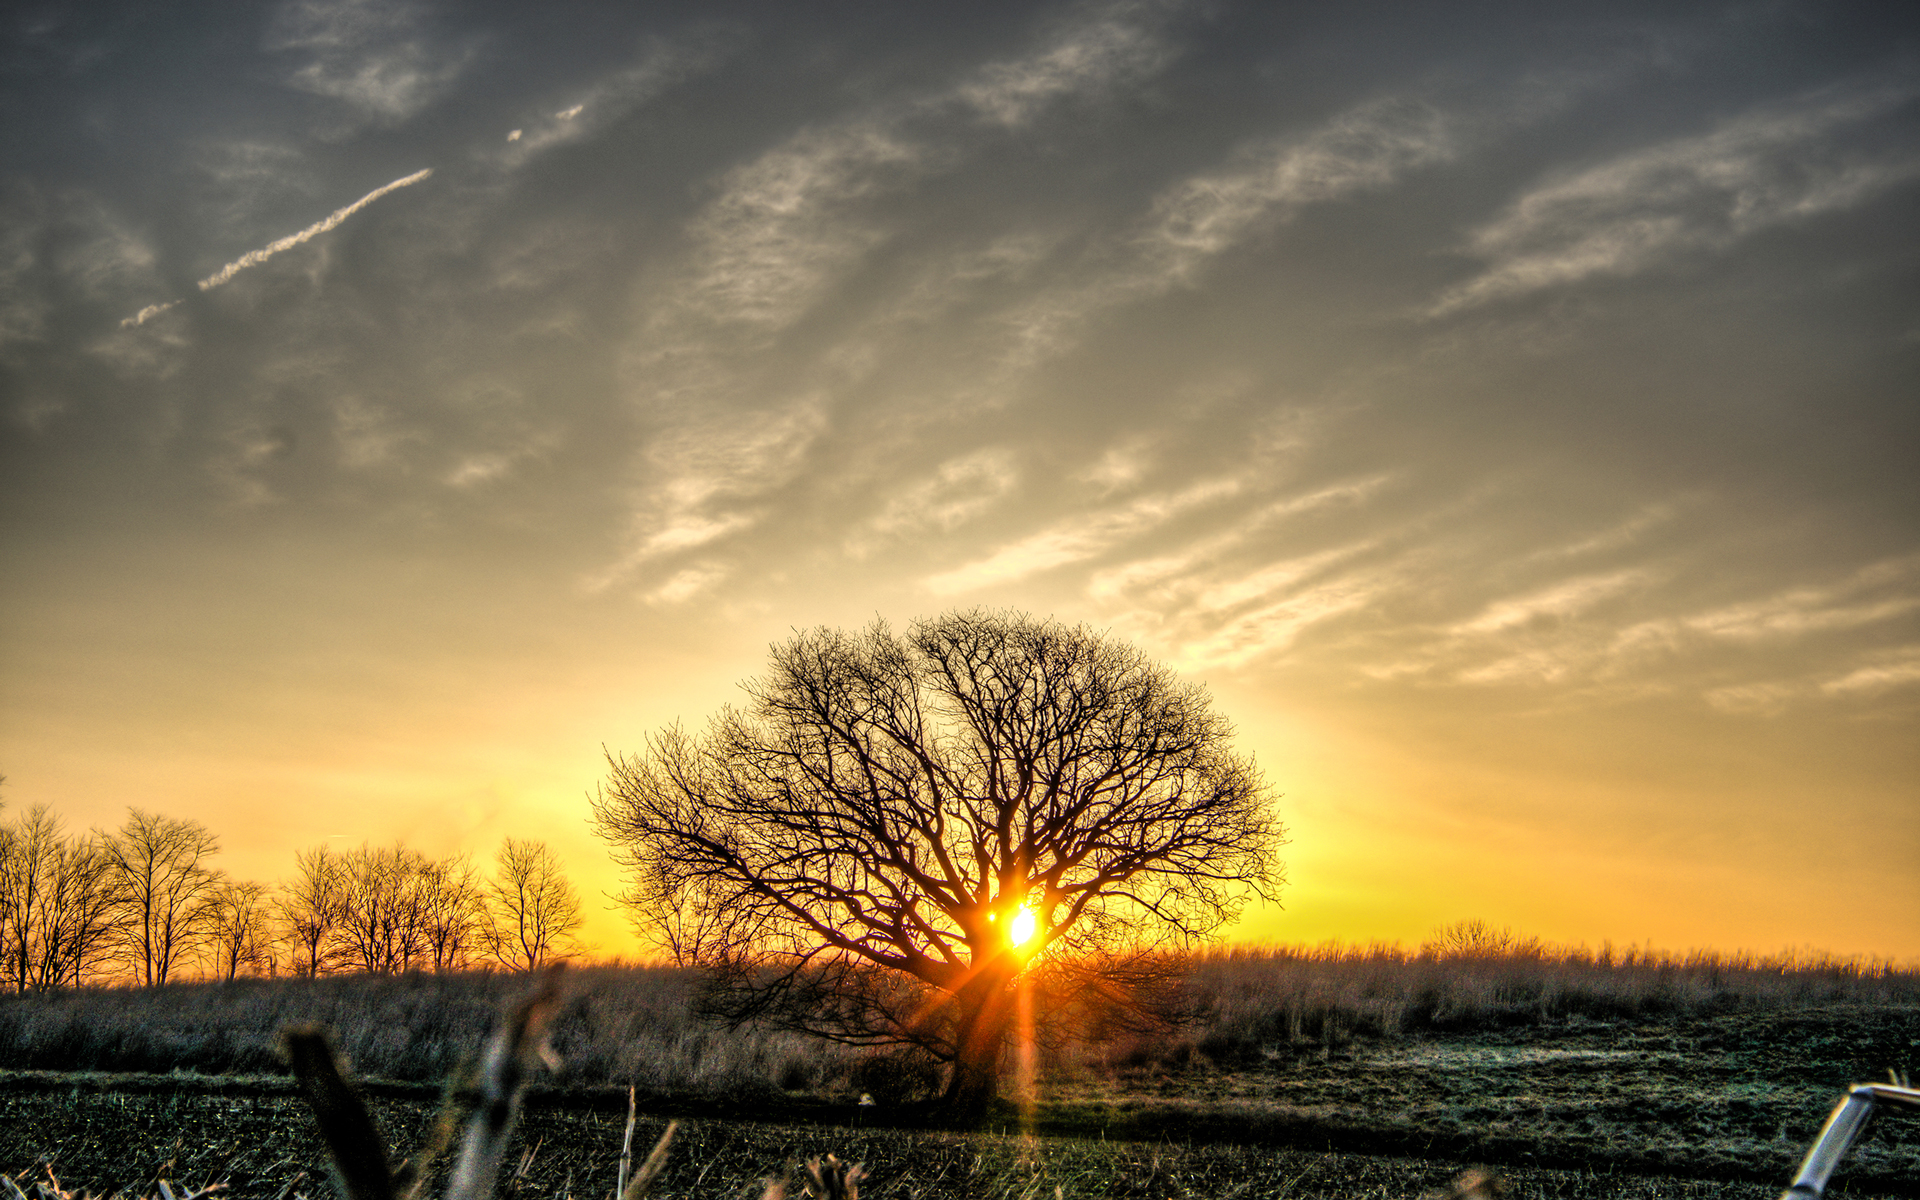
[1527,504,1677,563]
[1682,555,1920,641]
[267,0,474,122]
[1703,682,1797,716]
[850,449,1020,555]
[609,2,1192,590]
[1089,478,1389,602]
[589,399,829,595]
[1165,571,1396,669]
[120,301,181,329]
[957,0,1181,127]
[193,169,432,293]
[491,36,733,171]
[1454,569,1656,635]
[666,122,922,335]
[331,395,417,470]
[1429,81,1920,315]
[1077,472,1406,669]
[991,93,1464,370]
[923,477,1241,594]
[0,198,47,352]
[1352,547,1920,700]
[1142,97,1459,270]
[1821,646,1920,697]
[645,564,730,606]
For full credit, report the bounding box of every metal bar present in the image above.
[1780,1084,1920,1200]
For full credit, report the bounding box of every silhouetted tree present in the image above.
[107,809,223,986]
[487,838,582,972]
[1422,918,1540,960]
[278,844,348,977]
[336,843,431,974]
[419,853,491,972]
[204,879,276,980]
[593,610,1285,1116]
[0,806,121,991]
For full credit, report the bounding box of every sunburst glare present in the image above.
[1009,905,1038,948]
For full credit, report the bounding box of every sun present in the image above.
[1008,905,1038,948]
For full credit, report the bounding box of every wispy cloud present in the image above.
[849,449,1020,556]
[490,36,734,171]
[608,2,1189,593]
[1453,569,1655,635]
[923,476,1241,594]
[1821,645,1920,696]
[1355,548,1920,705]
[993,94,1464,369]
[1429,81,1920,315]
[587,400,829,594]
[958,1,1181,127]
[1089,478,1389,601]
[1682,555,1920,641]
[666,124,922,335]
[267,0,474,123]
[1142,97,1459,272]
[1161,569,1396,669]
[1526,504,1678,563]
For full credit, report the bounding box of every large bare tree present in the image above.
[593,610,1285,1115]
[108,809,223,986]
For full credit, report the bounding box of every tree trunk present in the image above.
[941,965,1015,1120]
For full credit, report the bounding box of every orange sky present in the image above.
[1,0,1915,963]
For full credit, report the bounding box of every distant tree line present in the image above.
[0,793,582,991]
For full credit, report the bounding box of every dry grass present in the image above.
[1153,941,1920,1066]
[1,943,1910,1096]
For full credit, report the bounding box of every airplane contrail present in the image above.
[195,167,434,291]
[119,168,434,328]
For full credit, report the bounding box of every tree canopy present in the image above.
[593,609,1285,1114]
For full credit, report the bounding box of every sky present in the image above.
[2,0,1916,963]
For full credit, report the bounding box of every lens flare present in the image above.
[1009,906,1038,947]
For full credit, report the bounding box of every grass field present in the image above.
[0,950,1913,1198]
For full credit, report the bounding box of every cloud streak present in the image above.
[196,168,433,291]
[118,168,433,328]
[1430,81,1920,315]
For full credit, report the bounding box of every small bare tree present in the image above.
[488,838,582,972]
[204,879,276,980]
[279,844,348,977]
[337,843,432,974]
[107,809,223,987]
[418,854,492,972]
[1422,919,1540,959]
[0,806,122,992]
